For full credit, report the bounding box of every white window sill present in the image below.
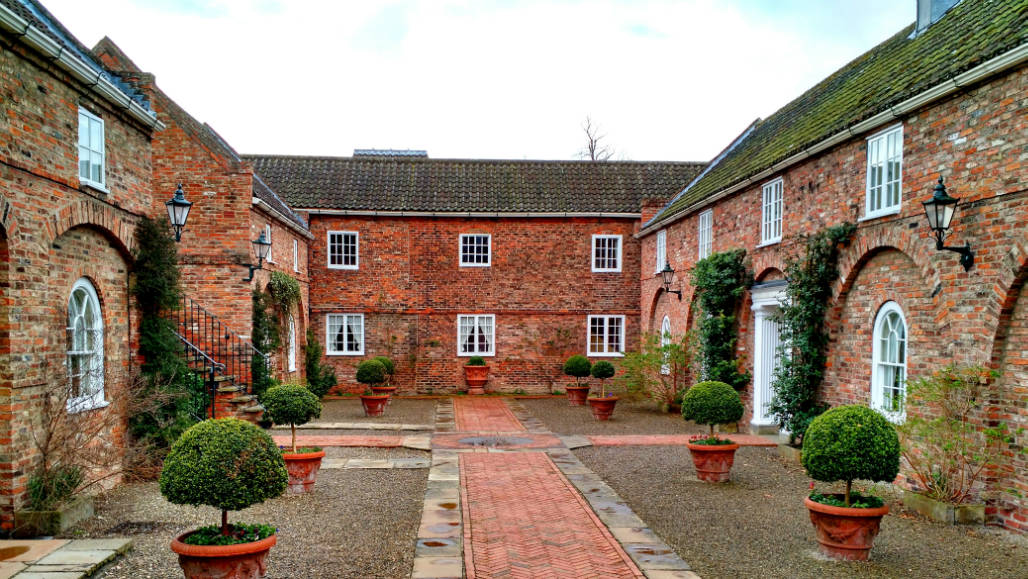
[591,269,622,274]
[858,207,901,222]
[459,352,495,357]
[327,265,359,270]
[755,239,781,249]
[327,350,364,356]
[587,352,624,358]
[80,180,110,195]
[66,397,109,414]
[459,263,491,268]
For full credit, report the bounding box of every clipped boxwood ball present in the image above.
[356,359,386,385]
[681,381,744,426]
[374,356,396,375]
[563,355,592,378]
[802,405,900,484]
[160,418,287,512]
[466,355,487,366]
[591,360,615,380]
[262,383,322,427]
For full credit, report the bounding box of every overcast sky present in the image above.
[43,0,913,162]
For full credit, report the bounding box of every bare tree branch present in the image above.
[578,116,615,161]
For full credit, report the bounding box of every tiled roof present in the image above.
[1,0,152,112]
[253,174,308,231]
[652,0,1028,225]
[245,155,705,214]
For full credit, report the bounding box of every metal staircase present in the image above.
[169,296,271,422]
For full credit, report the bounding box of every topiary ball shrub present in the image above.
[466,355,486,366]
[356,359,386,387]
[563,355,592,387]
[374,356,396,375]
[681,381,744,436]
[159,418,287,536]
[262,384,322,452]
[590,361,615,380]
[802,405,900,506]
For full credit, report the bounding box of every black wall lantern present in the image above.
[165,183,192,242]
[660,262,683,300]
[922,177,974,271]
[243,230,272,282]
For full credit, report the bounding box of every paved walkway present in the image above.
[453,397,525,432]
[0,538,132,578]
[460,452,643,578]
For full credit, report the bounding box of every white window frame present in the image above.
[67,278,106,412]
[660,315,672,375]
[287,314,297,372]
[457,314,495,357]
[655,230,667,274]
[77,108,106,191]
[325,313,364,356]
[459,234,492,267]
[591,234,622,273]
[327,231,359,270]
[760,178,783,245]
[698,210,713,260]
[864,124,904,219]
[264,224,273,263]
[292,239,299,273]
[587,315,625,357]
[871,301,907,422]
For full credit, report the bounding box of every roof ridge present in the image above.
[242,154,705,166]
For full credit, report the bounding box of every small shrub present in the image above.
[160,418,287,538]
[563,355,592,388]
[591,361,616,397]
[27,465,84,511]
[304,330,337,398]
[262,384,323,452]
[374,356,396,375]
[356,359,386,390]
[802,405,900,507]
[466,356,486,366]
[681,381,744,438]
[616,330,697,408]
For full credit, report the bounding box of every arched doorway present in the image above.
[750,276,787,432]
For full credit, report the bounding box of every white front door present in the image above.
[751,282,787,428]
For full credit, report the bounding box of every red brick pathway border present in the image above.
[460,452,644,578]
[588,433,778,447]
[454,397,526,432]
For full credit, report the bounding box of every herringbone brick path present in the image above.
[454,397,525,432]
[460,452,644,578]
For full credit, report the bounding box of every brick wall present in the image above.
[0,34,154,527]
[308,215,640,393]
[640,65,1027,531]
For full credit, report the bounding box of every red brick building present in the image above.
[636,0,1027,531]
[0,0,162,527]
[250,154,703,393]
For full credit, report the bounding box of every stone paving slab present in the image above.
[272,434,404,447]
[588,434,777,447]
[19,539,132,578]
[411,449,465,578]
[461,452,643,578]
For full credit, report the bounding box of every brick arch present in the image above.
[0,193,20,240]
[754,266,786,283]
[49,199,137,260]
[834,227,940,303]
[751,251,787,283]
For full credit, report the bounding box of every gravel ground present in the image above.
[315,398,436,425]
[576,445,1028,579]
[520,397,705,435]
[70,447,428,578]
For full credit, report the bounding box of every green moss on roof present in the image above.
[654,0,1027,224]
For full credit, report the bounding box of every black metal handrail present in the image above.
[169,296,271,410]
[175,333,224,419]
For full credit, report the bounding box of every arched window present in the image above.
[660,316,672,375]
[67,278,105,412]
[287,314,297,372]
[871,301,906,421]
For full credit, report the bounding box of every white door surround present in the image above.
[751,280,787,431]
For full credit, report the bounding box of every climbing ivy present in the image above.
[129,216,200,449]
[690,249,753,390]
[769,223,856,444]
[267,271,301,312]
[251,289,280,399]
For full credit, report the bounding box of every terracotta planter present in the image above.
[360,394,389,416]
[282,449,326,494]
[685,442,740,483]
[587,396,619,420]
[804,495,889,561]
[370,385,396,397]
[565,386,590,406]
[170,530,276,579]
[464,365,489,394]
